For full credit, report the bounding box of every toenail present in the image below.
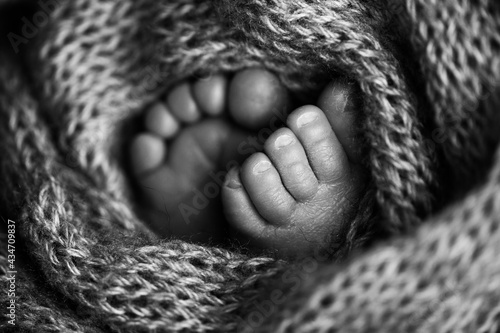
[253,160,271,174]
[275,134,294,149]
[225,178,242,189]
[297,112,318,127]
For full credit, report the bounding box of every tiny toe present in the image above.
[240,153,296,225]
[228,68,290,130]
[166,82,202,123]
[317,79,363,164]
[144,102,180,139]
[264,128,319,201]
[287,105,349,184]
[222,167,269,238]
[130,133,166,175]
[192,74,227,116]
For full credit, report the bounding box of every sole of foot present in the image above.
[130,69,292,244]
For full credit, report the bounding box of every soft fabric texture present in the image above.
[1,0,499,332]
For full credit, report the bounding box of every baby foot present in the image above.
[129,69,290,243]
[222,79,366,258]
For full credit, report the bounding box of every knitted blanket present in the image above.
[1,0,500,332]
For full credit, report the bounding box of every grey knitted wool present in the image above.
[0,0,499,332]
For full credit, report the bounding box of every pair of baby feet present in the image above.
[130,68,365,258]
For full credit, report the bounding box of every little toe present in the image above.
[228,68,290,130]
[239,152,296,225]
[317,78,363,164]
[192,74,227,116]
[264,128,319,201]
[222,167,269,238]
[130,133,166,175]
[166,82,202,123]
[144,102,180,139]
[287,105,350,184]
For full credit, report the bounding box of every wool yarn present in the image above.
[1,0,499,332]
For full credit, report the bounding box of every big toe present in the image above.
[317,78,363,164]
[228,68,291,130]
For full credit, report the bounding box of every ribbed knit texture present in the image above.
[1,0,499,332]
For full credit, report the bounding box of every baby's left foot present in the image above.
[222,79,366,258]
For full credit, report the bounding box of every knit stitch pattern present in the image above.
[0,0,499,332]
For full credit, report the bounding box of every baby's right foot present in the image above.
[222,79,366,258]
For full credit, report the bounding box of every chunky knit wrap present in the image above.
[1,0,500,331]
